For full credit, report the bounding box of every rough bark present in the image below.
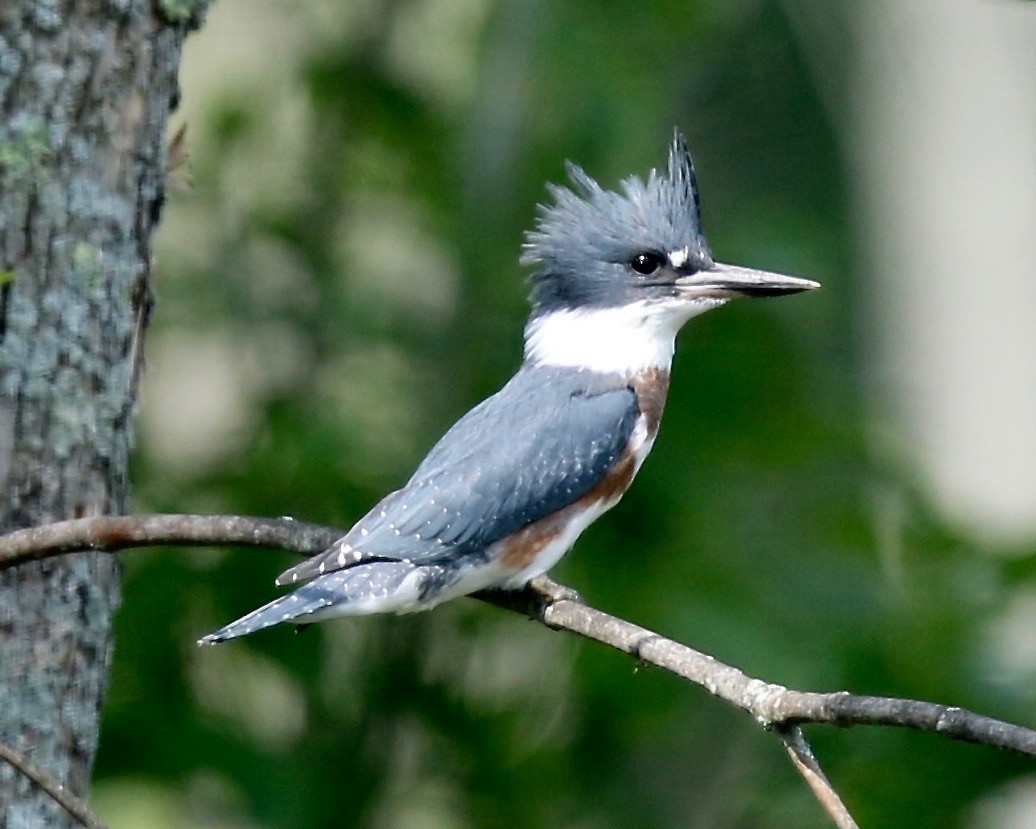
[0,1,208,824]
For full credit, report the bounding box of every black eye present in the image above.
[629,252,665,275]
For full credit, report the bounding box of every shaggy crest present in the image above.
[521,131,712,313]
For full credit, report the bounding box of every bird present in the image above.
[199,131,818,645]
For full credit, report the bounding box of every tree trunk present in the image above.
[0,2,208,824]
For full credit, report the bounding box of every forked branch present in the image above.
[2,514,1034,829]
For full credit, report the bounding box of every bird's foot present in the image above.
[527,575,583,605]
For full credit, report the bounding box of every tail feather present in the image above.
[198,561,417,645]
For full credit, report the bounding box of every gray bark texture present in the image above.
[0,1,209,825]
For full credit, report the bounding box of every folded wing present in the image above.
[276,367,637,586]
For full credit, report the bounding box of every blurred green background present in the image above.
[93,1,1036,826]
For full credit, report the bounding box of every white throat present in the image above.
[523,298,725,374]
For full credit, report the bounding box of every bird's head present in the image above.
[520,132,819,373]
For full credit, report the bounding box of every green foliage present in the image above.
[93,2,1034,827]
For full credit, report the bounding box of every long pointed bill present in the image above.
[675,262,820,298]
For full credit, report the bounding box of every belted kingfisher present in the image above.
[200,132,818,644]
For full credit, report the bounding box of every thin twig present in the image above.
[774,726,859,829]
[0,739,109,829]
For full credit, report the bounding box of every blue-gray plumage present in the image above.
[522,134,710,315]
[200,131,818,644]
[281,366,636,578]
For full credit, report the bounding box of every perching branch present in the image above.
[2,513,1035,829]
[488,585,1036,755]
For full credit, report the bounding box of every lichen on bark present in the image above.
[0,1,210,824]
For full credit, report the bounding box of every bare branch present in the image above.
[1,514,1033,754]
[0,739,108,829]
[774,726,859,829]
[2,513,1035,828]
[764,690,1036,754]
[484,584,1036,755]
[0,514,340,569]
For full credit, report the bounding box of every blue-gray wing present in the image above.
[276,368,637,586]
